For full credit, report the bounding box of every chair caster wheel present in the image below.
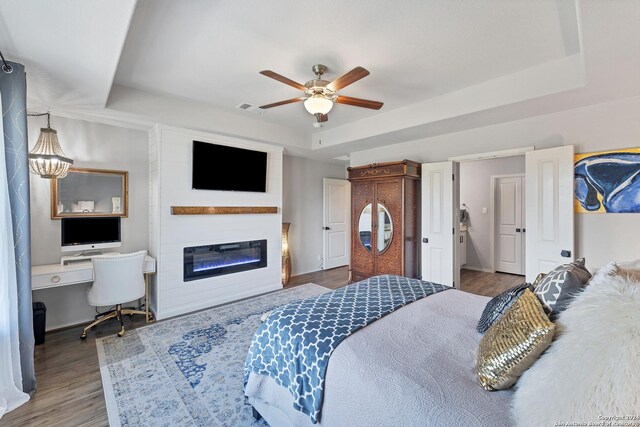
[80,333,87,340]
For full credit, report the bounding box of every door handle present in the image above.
[460,236,463,243]
[422,238,429,244]
[322,226,331,230]
[561,250,572,258]
[515,228,521,232]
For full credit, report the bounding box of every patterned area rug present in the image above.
[96,284,328,427]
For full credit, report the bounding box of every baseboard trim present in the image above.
[290,268,318,276]
[156,283,282,321]
[462,266,495,273]
[46,318,96,332]
[292,265,348,277]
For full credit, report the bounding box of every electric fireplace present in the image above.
[183,240,267,282]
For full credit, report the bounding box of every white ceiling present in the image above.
[0,0,136,109]
[1,0,638,160]
[114,0,574,132]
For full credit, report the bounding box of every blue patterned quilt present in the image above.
[243,275,449,423]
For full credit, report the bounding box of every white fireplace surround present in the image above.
[148,125,283,320]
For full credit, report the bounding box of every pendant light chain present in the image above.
[0,49,12,73]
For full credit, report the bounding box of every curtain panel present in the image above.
[0,61,35,415]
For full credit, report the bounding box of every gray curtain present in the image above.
[1,61,35,394]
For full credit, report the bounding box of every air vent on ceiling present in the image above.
[235,102,264,114]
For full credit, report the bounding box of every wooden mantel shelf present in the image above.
[171,206,278,215]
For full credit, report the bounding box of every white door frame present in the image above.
[322,178,351,270]
[453,146,573,284]
[489,173,525,274]
[421,161,460,288]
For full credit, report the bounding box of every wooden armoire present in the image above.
[347,160,421,282]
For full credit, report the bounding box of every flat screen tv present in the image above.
[192,141,268,192]
[61,217,121,252]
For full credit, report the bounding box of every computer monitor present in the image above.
[61,217,121,253]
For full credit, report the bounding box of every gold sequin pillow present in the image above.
[477,289,555,391]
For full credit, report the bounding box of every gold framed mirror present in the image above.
[50,167,128,219]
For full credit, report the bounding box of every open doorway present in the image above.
[458,155,526,296]
[420,146,575,295]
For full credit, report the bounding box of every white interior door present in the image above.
[421,161,460,287]
[525,145,575,282]
[323,178,350,269]
[521,178,526,272]
[495,175,525,275]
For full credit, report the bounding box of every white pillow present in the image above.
[512,265,640,426]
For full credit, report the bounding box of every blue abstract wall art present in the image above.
[574,148,640,213]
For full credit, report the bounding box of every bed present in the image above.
[244,287,514,427]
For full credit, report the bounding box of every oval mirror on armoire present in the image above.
[358,203,373,252]
[377,203,393,253]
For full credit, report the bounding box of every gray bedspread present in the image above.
[245,289,514,427]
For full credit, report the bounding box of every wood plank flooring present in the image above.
[461,268,525,297]
[287,266,349,290]
[2,265,514,426]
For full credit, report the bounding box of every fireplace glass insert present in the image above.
[183,239,267,281]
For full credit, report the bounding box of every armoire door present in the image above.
[374,179,402,276]
[352,181,375,280]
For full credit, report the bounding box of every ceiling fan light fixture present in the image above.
[304,95,333,115]
[259,65,383,123]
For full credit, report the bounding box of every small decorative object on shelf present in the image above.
[112,197,121,214]
[74,200,95,213]
[282,222,292,285]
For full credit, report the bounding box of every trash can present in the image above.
[33,302,47,345]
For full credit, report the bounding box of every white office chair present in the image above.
[80,251,148,339]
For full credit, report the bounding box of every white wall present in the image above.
[459,156,526,271]
[28,115,149,330]
[149,126,283,320]
[350,95,640,271]
[282,155,347,275]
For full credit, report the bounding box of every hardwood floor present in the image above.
[1,268,349,427]
[460,268,525,297]
[3,265,514,426]
[287,266,349,290]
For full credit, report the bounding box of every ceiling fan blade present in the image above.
[327,67,370,92]
[335,95,383,110]
[259,70,306,91]
[260,97,305,109]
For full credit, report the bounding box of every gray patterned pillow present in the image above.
[477,283,532,333]
[533,258,591,320]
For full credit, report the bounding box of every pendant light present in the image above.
[28,112,73,179]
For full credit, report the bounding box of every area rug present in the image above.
[96,284,328,427]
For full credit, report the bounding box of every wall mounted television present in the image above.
[192,141,268,192]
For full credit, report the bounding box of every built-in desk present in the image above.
[31,256,156,323]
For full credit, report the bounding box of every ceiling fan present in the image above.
[259,64,383,126]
